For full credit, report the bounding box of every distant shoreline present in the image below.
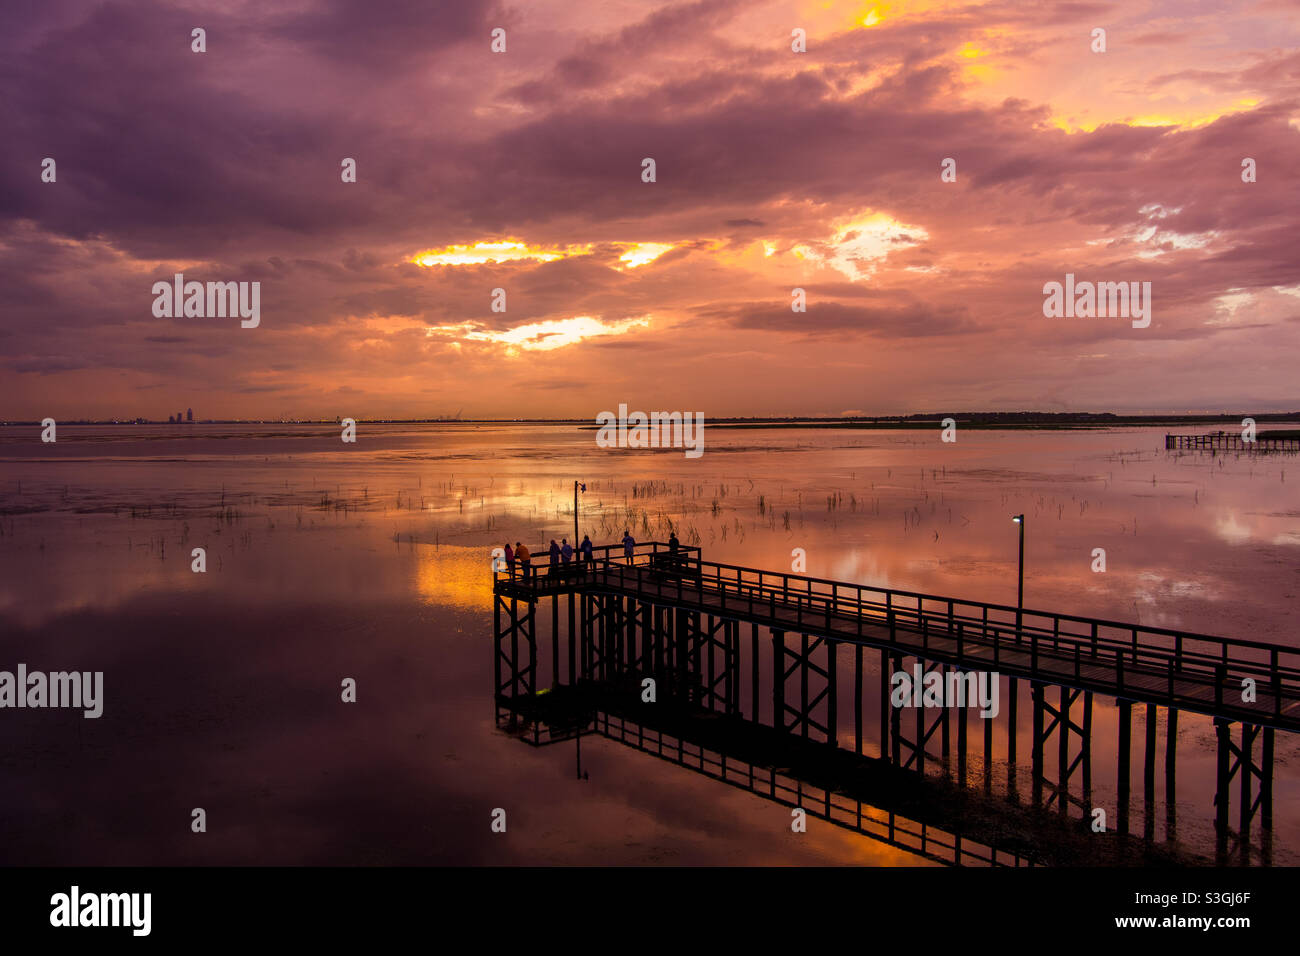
[4,412,1298,429]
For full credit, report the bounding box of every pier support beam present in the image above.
[1144,704,1157,841]
[880,650,893,763]
[567,590,576,684]
[957,680,968,787]
[675,614,738,713]
[1165,707,1177,841]
[1118,700,1132,835]
[854,644,863,756]
[494,593,537,711]
[772,629,785,734]
[1027,684,1089,813]
[893,658,947,774]
[1031,683,1044,805]
[1030,684,1091,814]
[1214,719,1273,863]
[773,632,834,744]
[551,595,560,689]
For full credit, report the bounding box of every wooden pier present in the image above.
[494,543,1300,864]
[1166,431,1300,452]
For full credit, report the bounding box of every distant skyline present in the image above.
[4,0,1299,419]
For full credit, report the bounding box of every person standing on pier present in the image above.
[580,534,594,565]
[622,529,636,562]
[560,538,573,563]
[516,541,531,580]
[548,539,560,567]
[504,542,515,577]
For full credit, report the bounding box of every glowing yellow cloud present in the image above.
[842,1,962,30]
[411,239,681,271]
[410,240,591,267]
[1049,106,1252,134]
[426,315,652,355]
[859,3,889,27]
[793,212,928,280]
[617,243,674,269]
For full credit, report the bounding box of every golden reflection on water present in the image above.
[415,545,496,610]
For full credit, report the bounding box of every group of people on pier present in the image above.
[500,530,681,579]
[501,534,593,580]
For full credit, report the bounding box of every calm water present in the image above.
[1,423,1296,864]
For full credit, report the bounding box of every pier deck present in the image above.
[497,545,1300,732]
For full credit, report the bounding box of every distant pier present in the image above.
[1166,431,1300,452]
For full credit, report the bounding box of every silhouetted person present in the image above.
[580,534,594,565]
[668,531,679,554]
[504,542,515,576]
[622,529,636,561]
[516,541,531,580]
[561,538,573,563]
[548,539,560,567]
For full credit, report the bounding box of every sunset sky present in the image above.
[3,0,1298,420]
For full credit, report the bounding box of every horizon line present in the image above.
[5,411,1300,427]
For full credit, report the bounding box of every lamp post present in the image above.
[573,481,586,547]
[1012,514,1025,635]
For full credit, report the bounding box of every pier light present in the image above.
[1013,515,1025,636]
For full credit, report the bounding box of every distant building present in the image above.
[186,408,193,422]
[176,411,182,424]
[168,414,175,423]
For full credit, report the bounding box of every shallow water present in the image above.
[0,422,1296,864]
